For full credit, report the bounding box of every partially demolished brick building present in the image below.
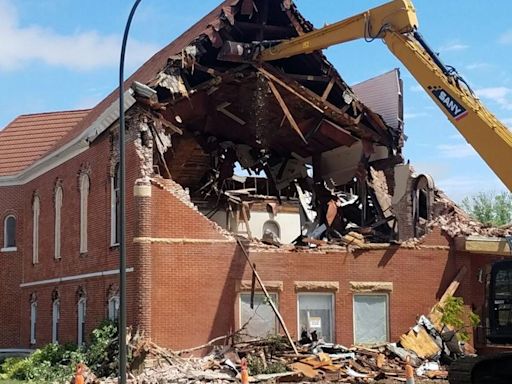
[0,0,510,352]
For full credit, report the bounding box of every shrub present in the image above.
[0,321,119,383]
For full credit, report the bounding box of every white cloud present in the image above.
[436,176,507,203]
[436,143,477,159]
[476,87,512,110]
[499,30,512,45]
[404,111,429,119]
[0,0,159,71]
[465,62,492,70]
[439,41,469,52]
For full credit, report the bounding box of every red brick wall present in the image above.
[1,129,144,348]
[0,186,23,346]
[149,228,467,350]
[0,119,493,355]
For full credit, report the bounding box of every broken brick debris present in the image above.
[89,327,458,384]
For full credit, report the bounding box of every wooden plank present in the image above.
[236,238,299,355]
[399,326,440,359]
[289,362,319,378]
[286,73,331,83]
[267,80,308,144]
[321,77,336,101]
[257,66,324,113]
[428,265,468,330]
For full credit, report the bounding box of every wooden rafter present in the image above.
[267,80,308,144]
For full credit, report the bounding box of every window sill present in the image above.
[1,247,17,252]
[110,243,120,250]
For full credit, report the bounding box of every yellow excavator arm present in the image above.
[258,0,512,190]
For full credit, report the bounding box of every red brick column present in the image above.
[133,179,152,336]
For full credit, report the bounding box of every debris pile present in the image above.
[90,330,457,384]
[430,190,512,237]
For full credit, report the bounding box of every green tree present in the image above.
[461,191,512,226]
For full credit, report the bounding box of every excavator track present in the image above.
[448,353,512,384]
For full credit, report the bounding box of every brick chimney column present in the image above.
[133,179,152,337]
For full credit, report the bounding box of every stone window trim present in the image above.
[54,183,63,260]
[32,194,40,265]
[79,172,90,254]
[294,281,339,292]
[349,281,393,293]
[1,214,17,252]
[236,280,283,292]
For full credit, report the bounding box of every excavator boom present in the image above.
[256,0,512,191]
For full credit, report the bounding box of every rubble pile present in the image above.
[430,190,512,238]
[91,334,455,384]
[87,319,470,384]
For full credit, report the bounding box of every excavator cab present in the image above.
[488,260,512,344]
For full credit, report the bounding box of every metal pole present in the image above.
[119,1,142,382]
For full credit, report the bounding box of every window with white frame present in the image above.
[52,299,60,343]
[32,195,40,264]
[3,215,16,250]
[298,293,334,343]
[79,174,89,253]
[77,297,86,345]
[110,164,120,246]
[353,294,389,345]
[240,293,278,338]
[108,295,120,322]
[54,185,63,259]
[30,300,37,345]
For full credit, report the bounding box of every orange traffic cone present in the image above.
[405,361,415,384]
[240,357,249,384]
[74,363,85,384]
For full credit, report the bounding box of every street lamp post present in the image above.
[119,1,142,383]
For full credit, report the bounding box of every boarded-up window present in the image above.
[353,294,388,345]
[240,293,277,338]
[298,294,334,343]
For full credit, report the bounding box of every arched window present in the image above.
[110,164,120,246]
[263,220,281,239]
[32,195,40,264]
[412,174,434,237]
[30,295,37,345]
[3,215,16,250]
[77,297,86,345]
[52,298,60,344]
[54,186,63,259]
[108,295,120,322]
[79,173,89,254]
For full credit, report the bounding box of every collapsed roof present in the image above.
[131,0,409,244]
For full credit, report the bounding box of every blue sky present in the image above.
[0,0,510,202]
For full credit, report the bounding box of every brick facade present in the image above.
[0,115,495,352]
